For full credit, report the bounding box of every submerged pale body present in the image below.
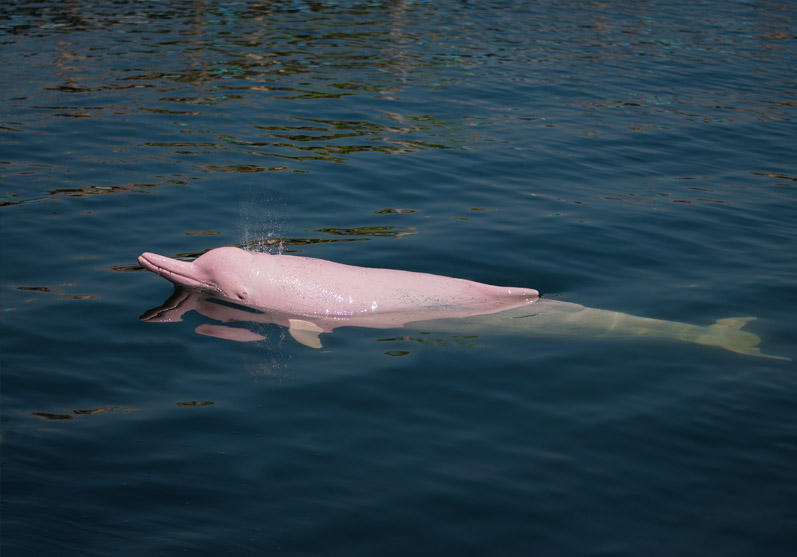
[139,247,788,360]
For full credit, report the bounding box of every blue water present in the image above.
[2,1,796,555]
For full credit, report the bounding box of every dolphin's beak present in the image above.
[138,252,211,290]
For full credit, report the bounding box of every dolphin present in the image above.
[138,247,789,360]
[138,246,539,331]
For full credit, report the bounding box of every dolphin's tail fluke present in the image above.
[696,317,791,361]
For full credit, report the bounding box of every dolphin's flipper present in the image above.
[696,317,791,361]
[288,319,324,349]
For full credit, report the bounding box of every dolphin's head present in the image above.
[139,247,255,304]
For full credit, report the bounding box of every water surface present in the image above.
[2,1,796,555]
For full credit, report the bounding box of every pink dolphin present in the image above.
[138,247,538,346]
[138,247,789,359]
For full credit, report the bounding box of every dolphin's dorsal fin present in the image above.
[288,319,324,349]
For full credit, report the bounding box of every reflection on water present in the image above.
[0,183,163,207]
[112,226,416,271]
[31,403,211,422]
[32,406,135,421]
[1,0,477,206]
[378,334,479,349]
[8,284,94,306]
[311,225,415,239]
[3,0,793,210]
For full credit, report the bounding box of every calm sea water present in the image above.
[2,1,796,555]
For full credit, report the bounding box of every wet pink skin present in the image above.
[138,247,539,328]
[138,248,789,359]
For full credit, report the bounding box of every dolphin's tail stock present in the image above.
[695,317,790,361]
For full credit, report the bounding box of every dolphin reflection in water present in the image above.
[138,247,788,360]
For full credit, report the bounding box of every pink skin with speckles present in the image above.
[138,247,539,328]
